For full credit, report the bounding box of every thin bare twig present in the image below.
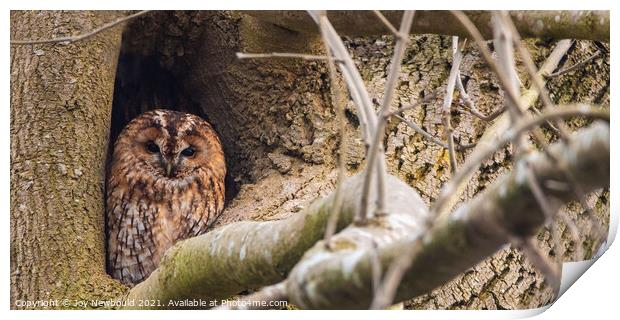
[370,241,382,297]
[385,90,439,118]
[454,11,563,156]
[459,102,506,121]
[547,50,602,78]
[499,11,570,138]
[524,162,555,223]
[454,11,548,155]
[492,12,524,121]
[236,52,342,62]
[394,115,475,151]
[372,10,400,38]
[441,36,465,173]
[394,115,447,149]
[451,37,502,123]
[515,237,561,297]
[320,13,349,247]
[455,10,563,156]
[493,17,561,291]
[373,105,607,310]
[307,10,378,146]
[454,67,477,112]
[448,13,600,282]
[370,235,425,309]
[451,11,524,114]
[11,10,151,45]
[359,10,415,224]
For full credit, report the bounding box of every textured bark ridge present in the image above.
[10,11,609,309]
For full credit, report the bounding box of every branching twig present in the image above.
[431,104,608,216]
[457,10,564,154]
[359,10,415,223]
[284,122,609,309]
[454,11,549,157]
[459,102,506,121]
[450,14,595,279]
[309,10,389,231]
[10,10,151,45]
[441,36,465,173]
[120,122,608,309]
[438,10,572,219]
[546,50,603,78]
[498,11,600,244]
[377,40,470,298]
[499,12,570,138]
[394,115,475,151]
[454,70,478,113]
[385,91,439,117]
[451,11,524,114]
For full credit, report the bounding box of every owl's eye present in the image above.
[181,147,195,157]
[146,141,160,153]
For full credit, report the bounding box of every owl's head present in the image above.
[113,109,226,181]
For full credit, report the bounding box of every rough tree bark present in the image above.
[10,10,610,310]
[10,11,127,307]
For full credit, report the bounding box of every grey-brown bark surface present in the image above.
[10,10,610,310]
[10,10,127,307]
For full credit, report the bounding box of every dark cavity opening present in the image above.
[107,14,239,205]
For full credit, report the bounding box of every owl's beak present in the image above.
[166,162,174,177]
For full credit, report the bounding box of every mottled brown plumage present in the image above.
[106,109,225,285]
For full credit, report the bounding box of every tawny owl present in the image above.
[106,109,226,286]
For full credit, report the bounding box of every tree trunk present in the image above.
[10,10,610,309]
[10,10,127,308]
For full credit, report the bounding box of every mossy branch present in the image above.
[246,11,609,42]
